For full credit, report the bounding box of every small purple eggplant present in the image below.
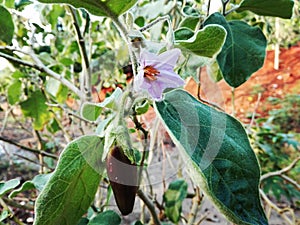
[106,146,138,215]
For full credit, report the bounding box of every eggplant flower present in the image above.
[133,48,185,101]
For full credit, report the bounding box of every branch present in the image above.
[0,136,58,159]
[2,197,34,211]
[30,53,86,100]
[187,187,202,225]
[137,189,161,225]
[259,189,295,225]
[0,49,86,100]
[261,157,300,181]
[281,174,300,190]
[68,6,92,99]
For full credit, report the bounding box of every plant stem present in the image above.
[207,0,211,16]
[0,50,85,100]
[224,5,240,16]
[187,187,202,225]
[0,105,13,135]
[261,156,300,181]
[111,17,137,78]
[137,189,161,225]
[0,136,58,159]
[68,6,92,100]
[259,189,295,225]
[221,0,230,16]
[231,87,235,116]
[248,93,262,132]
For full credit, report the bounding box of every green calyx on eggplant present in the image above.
[106,146,139,215]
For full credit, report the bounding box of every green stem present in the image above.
[111,17,138,78]
[231,87,235,116]
[221,0,230,16]
[137,189,161,225]
[68,6,92,100]
[207,0,211,16]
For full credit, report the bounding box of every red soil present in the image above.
[185,42,300,123]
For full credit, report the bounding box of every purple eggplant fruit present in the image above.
[106,146,138,215]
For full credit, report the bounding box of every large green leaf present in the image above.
[37,0,138,17]
[176,25,227,58]
[155,89,268,225]
[204,13,267,87]
[20,90,51,130]
[163,180,188,223]
[237,0,294,19]
[0,5,14,45]
[34,135,104,225]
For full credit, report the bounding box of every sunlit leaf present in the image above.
[176,25,227,58]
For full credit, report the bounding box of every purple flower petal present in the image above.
[140,49,158,67]
[156,69,185,88]
[134,48,185,101]
[155,48,181,68]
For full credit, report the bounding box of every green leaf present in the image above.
[77,218,89,225]
[81,87,122,121]
[0,5,14,45]
[34,135,105,225]
[81,104,102,122]
[176,25,227,58]
[0,210,10,222]
[0,179,20,197]
[204,13,267,87]
[237,0,294,19]
[38,0,138,17]
[163,180,188,223]
[182,6,200,17]
[7,80,22,105]
[9,173,52,198]
[174,28,194,41]
[60,57,74,66]
[179,17,200,30]
[46,77,68,103]
[20,90,51,130]
[15,0,33,10]
[155,89,268,225]
[88,210,121,225]
[12,70,26,78]
[135,100,149,115]
[4,0,14,8]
